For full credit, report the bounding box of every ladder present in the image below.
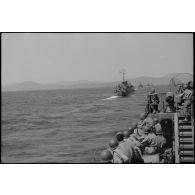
[177,116,194,163]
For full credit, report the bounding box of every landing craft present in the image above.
[114,69,135,97]
[97,73,194,163]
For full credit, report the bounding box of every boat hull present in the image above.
[114,88,135,97]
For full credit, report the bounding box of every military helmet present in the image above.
[132,122,137,129]
[145,117,154,128]
[128,126,134,134]
[183,83,188,90]
[143,126,150,134]
[188,81,193,89]
[151,88,156,93]
[140,113,146,120]
[109,139,118,149]
[153,118,159,124]
[155,124,163,135]
[100,150,113,161]
[116,132,124,142]
[123,130,131,138]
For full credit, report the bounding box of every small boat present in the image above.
[138,83,143,88]
[114,69,135,97]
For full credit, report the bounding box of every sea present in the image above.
[1,86,169,163]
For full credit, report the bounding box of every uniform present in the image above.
[164,92,176,113]
[141,133,166,154]
[113,140,143,163]
[132,128,147,143]
[181,89,192,120]
[149,92,159,113]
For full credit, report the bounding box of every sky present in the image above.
[2,33,193,85]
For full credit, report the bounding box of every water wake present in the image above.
[102,95,119,100]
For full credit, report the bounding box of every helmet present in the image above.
[143,126,150,134]
[155,124,163,135]
[151,88,156,93]
[188,81,193,89]
[109,139,118,149]
[183,84,188,90]
[132,122,137,129]
[123,130,131,138]
[116,132,124,142]
[128,126,134,134]
[137,121,143,129]
[100,150,113,161]
[140,113,146,120]
[153,118,159,124]
[145,117,154,128]
[128,126,132,130]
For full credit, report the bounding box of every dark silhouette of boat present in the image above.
[114,69,135,97]
[138,83,143,88]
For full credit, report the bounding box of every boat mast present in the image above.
[119,69,126,81]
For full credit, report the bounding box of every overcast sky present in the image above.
[2,33,193,85]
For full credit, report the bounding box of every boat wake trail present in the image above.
[102,96,119,100]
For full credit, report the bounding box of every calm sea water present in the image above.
[1,86,169,163]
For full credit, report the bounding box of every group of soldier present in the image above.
[100,80,193,163]
[100,113,166,163]
[148,81,193,121]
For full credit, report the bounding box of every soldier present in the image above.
[123,130,142,148]
[143,117,154,129]
[141,124,166,155]
[149,88,160,114]
[137,113,147,126]
[131,125,150,144]
[123,130,131,140]
[113,137,143,163]
[164,92,176,113]
[153,118,163,133]
[180,83,193,121]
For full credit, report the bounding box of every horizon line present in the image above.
[3,72,193,86]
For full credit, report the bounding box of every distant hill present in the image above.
[2,73,191,92]
[128,73,179,86]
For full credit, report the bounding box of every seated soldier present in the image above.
[123,130,131,141]
[123,130,141,148]
[153,118,163,132]
[153,118,159,126]
[131,125,150,145]
[141,124,166,155]
[113,137,144,163]
[143,117,154,129]
[132,115,151,137]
